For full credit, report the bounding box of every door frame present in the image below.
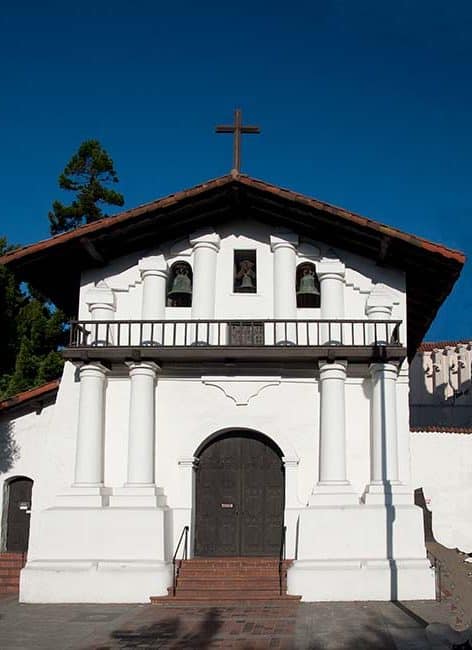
[193,429,285,557]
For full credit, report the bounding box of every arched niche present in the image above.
[296,262,320,308]
[167,261,193,307]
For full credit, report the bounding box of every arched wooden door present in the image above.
[6,477,33,552]
[195,432,284,556]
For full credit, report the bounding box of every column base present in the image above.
[362,482,413,505]
[308,481,359,506]
[109,485,167,508]
[56,485,111,507]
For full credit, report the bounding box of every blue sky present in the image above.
[1,1,471,340]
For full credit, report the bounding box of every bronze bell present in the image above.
[297,268,320,296]
[168,265,192,297]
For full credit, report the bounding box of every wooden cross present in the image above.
[215,109,260,173]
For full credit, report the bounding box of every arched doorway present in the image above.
[6,477,33,552]
[195,431,284,556]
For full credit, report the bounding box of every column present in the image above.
[73,362,108,486]
[364,362,402,504]
[365,284,395,344]
[309,360,357,505]
[318,260,345,344]
[86,283,116,345]
[139,255,168,344]
[270,234,298,344]
[189,230,220,319]
[126,362,159,485]
[110,362,164,507]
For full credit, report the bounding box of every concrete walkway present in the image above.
[0,544,470,649]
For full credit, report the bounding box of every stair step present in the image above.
[152,593,301,603]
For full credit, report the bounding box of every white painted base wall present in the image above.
[20,504,171,603]
[287,503,436,601]
[20,561,171,604]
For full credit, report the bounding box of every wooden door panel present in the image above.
[6,478,33,553]
[195,433,284,556]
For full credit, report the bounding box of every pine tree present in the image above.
[48,140,124,235]
[0,240,67,398]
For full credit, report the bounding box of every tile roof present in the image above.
[410,425,472,434]
[418,340,471,352]
[0,380,59,414]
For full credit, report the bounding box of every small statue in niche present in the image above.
[168,263,192,307]
[235,259,256,292]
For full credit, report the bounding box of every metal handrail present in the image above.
[427,549,442,601]
[279,525,287,596]
[172,525,189,597]
[67,318,403,349]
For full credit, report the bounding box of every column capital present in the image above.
[126,361,160,377]
[317,260,345,280]
[138,254,168,279]
[369,362,398,377]
[86,284,116,311]
[365,283,395,318]
[189,229,220,252]
[78,362,109,379]
[319,359,347,377]
[270,233,298,252]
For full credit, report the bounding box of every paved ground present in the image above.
[0,544,471,649]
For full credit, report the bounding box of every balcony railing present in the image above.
[68,319,402,349]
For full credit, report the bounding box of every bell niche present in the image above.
[167,262,193,307]
[296,262,320,308]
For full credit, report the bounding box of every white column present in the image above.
[86,283,116,345]
[318,260,345,344]
[270,234,298,344]
[189,230,220,320]
[139,255,168,344]
[126,362,159,485]
[364,362,403,504]
[73,362,108,486]
[309,360,357,505]
[365,284,395,344]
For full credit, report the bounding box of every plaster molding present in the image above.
[138,254,168,277]
[201,376,281,406]
[85,282,116,310]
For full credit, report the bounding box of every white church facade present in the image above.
[0,173,466,603]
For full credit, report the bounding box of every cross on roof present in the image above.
[215,109,260,173]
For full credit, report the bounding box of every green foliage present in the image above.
[0,239,66,399]
[48,139,124,235]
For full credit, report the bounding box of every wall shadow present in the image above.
[0,421,19,473]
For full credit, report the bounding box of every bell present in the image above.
[168,266,192,297]
[297,269,320,296]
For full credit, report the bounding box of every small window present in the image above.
[296,263,320,308]
[167,262,192,307]
[234,250,257,293]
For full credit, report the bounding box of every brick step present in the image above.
[0,559,25,566]
[151,593,301,603]
[0,553,25,559]
[0,567,24,574]
[0,585,20,594]
[182,557,291,566]
[176,580,285,591]
[0,579,20,587]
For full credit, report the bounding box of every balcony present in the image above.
[64,319,405,364]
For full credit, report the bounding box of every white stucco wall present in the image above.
[411,430,472,552]
[0,400,55,550]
